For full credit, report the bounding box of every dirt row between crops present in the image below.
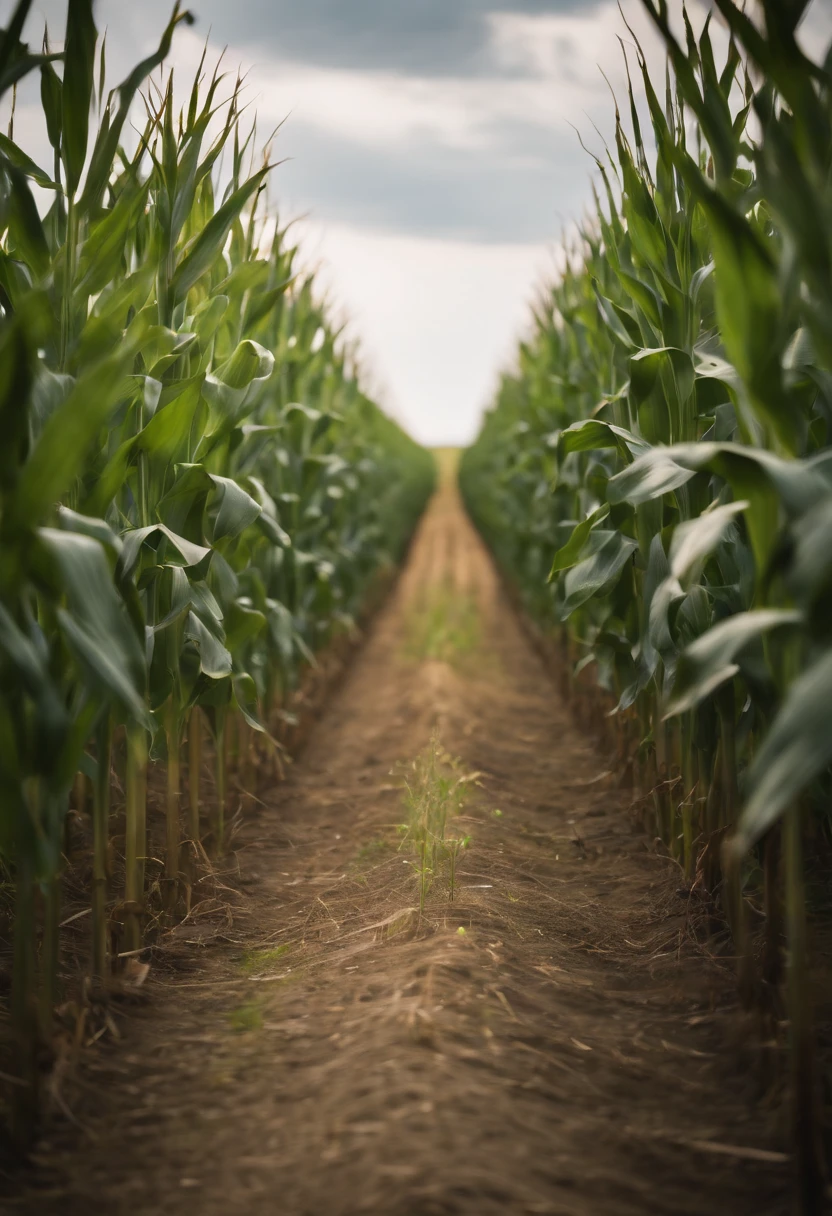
[7,479,791,1216]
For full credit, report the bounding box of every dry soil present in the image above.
[6,479,792,1216]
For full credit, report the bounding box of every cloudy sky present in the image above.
[9,0,832,444]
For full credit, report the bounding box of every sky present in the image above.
[7,0,832,445]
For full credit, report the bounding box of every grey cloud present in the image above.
[17,0,608,245]
[194,0,606,76]
[27,0,607,77]
[274,117,596,242]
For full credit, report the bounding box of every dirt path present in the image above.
[9,480,790,1216]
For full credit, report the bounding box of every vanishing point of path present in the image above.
[11,481,790,1216]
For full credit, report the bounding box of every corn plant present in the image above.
[0,0,434,1146]
[461,2,831,1204]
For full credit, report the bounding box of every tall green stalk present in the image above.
[124,725,148,952]
[11,852,37,1148]
[213,709,227,853]
[164,698,182,911]
[59,196,76,371]
[188,707,202,845]
[92,715,113,981]
[784,803,825,1212]
[39,865,61,1040]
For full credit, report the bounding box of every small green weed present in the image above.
[355,837,394,864]
[227,1002,264,1032]
[404,581,480,666]
[239,943,291,974]
[398,732,476,911]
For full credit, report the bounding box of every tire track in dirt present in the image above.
[9,477,790,1216]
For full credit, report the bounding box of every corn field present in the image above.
[461,0,832,1204]
[4,0,832,1209]
[0,0,433,1146]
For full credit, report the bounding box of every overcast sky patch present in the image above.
[9,0,832,443]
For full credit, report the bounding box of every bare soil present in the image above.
[4,481,793,1215]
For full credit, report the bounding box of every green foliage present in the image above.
[404,581,480,665]
[462,0,832,871]
[227,1002,264,1032]
[239,943,291,975]
[461,2,832,1194]
[0,0,433,1138]
[398,734,474,910]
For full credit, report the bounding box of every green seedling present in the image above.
[227,1002,264,1033]
[398,732,477,912]
[404,581,480,666]
[240,944,291,975]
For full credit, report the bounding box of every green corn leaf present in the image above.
[75,179,150,297]
[557,419,649,463]
[731,647,832,856]
[786,496,832,615]
[80,4,194,211]
[3,161,50,277]
[210,474,262,541]
[192,294,230,349]
[0,304,38,494]
[548,504,610,579]
[137,379,204,463]
[118,524,211,580]
[38,58,63,152]
[200,340,275,444]
[669,500,748,586]
[558,531,638,619]
[56,505,122,556]
[15,348,135,525]
[648,574,684,661]
[225,600,267,652]
[0,602,53,699]
[213,339,275,390]
[231,671,266,732]
[151,566,192,635]
[655,140,795,449]
[0,0,62,100]
[155,463,215,544]
[0,0,34,88]
[644,532,675,660]
[608,446,698,506]
[188,579,223,626]
[629,347,695,410]
[593,283,638,349]
[170,167,270,302]
[610,442,830,572]
[675,585,713,647]
[185,611,232,679]
[1,51,63,102]
[629,347,695,445]
[615,267,664,332]
[266,598,296,669]
[247,477,292,547]
[61,0,97,196]
[29,367,75,437]
[663,608,803,718]
[37,528,148,723]
[0,132,56,188]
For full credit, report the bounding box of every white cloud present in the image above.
[168,2,676,159]
[8,0,831,452]
[298,221,551,445]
